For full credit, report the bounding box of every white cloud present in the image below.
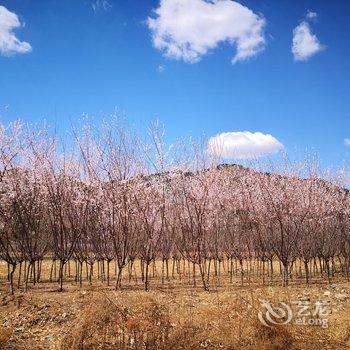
[292,21,324,61]
[344,139,350,147]
[0,5,32,56]
[147,0,266,64]
[92,0,112,13]
[157,64,165,72]
[306,10,317,20]
[208,131,284,159]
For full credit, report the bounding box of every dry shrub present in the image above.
[61,293,173,350]
[0,325,13,348]
[61,292,297,350]
[253,321,294,350]
[60,292,308,350]
[61,292,220,350]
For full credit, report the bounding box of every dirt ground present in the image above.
[1,261,350,350]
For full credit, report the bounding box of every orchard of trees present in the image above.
[0,120,349,294]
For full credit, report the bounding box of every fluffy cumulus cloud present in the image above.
[292,16,324,61]
[147,0,266,64]
[344,139,350,147]
[0,5,32,56]
[208,131,284,159]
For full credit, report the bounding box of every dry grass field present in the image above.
[1,260,350,350]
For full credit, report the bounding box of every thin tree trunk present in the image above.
[239,259,244,286]
[304,260,310,284]
[59,260,65,292]
[8,263,16,295]
[17,261,22,288]
[144,260,150,291]
[116,265,124,290]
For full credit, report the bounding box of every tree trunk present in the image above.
[8,263,16,295]
[59,260,65,292]
[107,260,110,286]
[144,260,150,291]
[116,265,124,290]
[304,260,310,284]
[282,262,289,287]
[239,259,244,286]
[199,261,209,291]
[17,261,22,288]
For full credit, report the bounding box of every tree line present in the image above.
[0,120,349,293]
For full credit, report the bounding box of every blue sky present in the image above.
[0,0,349,169]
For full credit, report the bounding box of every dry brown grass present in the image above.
[60,291,280,350]
[57,289,349,350]
[1,261,350,350]
[0,325,13,348]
